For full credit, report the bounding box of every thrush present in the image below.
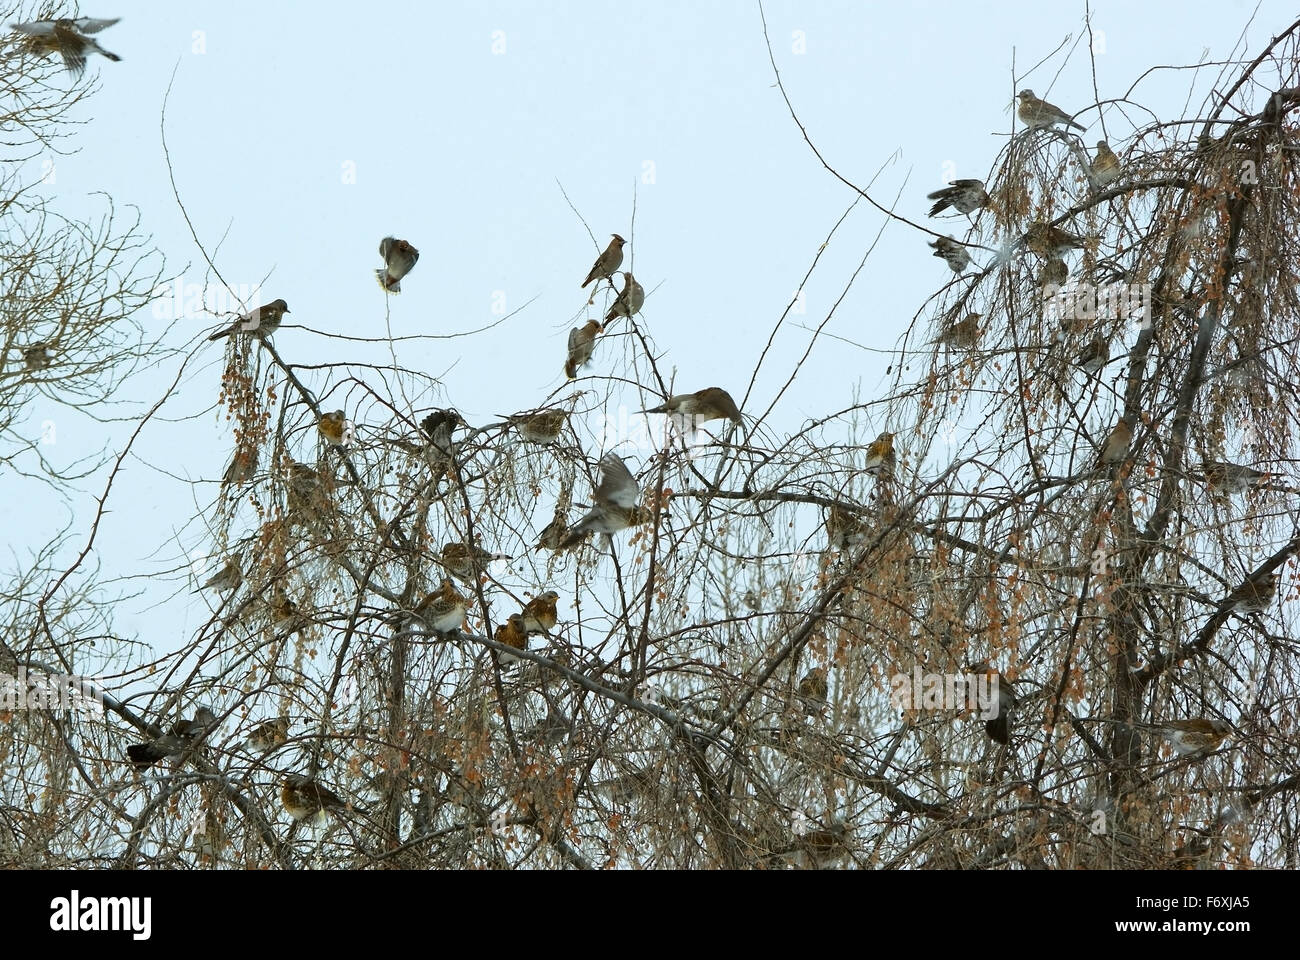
[1226,570,1277,614]
[864,432,896,479]
[604,271,645,323]
[935,312,980,349]
[270,594,307,634]
[1098,416,1134,467]
[222,446,258,486]
[1161,718,1232,756]
[565,321,602,380]
[376,237,419,293]
[581,234,625,288]
[639,387,742,427]
[793,819,849,869]
[1017,89,1086,131]
[534,510,571,552]
[440,542,511,581]
[967,662,1016,744]
[196,557,241,594]
[796,671,828,714]
[559,452,649,549]
[319,410,348,446]
[1203,460,1267,495]
[286,461,326,518]
[493,614,529,666]
[10,17,121,76]
[241,716,290,753]
[126,707,216,769]
[521,590,559,634]
[420,409,464,457]
[825,503,869,551]
[281,774,350,822]
[929,236,971,274]
[208,299,289,341]
[22,343,50,370]
[1026,222,1087,258]
[1075,335,1109,373]
[1091,140,1121,186]
[501,408,567,444]
[926,179,989,217]
[414,578,468,633]
[1039,257,1069,289]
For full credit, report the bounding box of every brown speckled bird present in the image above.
[319,410,348,447]
[440,542,511,581]
[196,557,241,594]
[126,707,217,769]
[926,179,988,217]
[565,320,602,380]
[796,671,828,714]
[935,312,980,349]
[1026,222,1087,258]
[581,234,626,288]
[1098,416,1134,468]
[414,578,468,633]
[1075,335,1109,374]
[1039,257,1069,289]
[1161,718,1232,756]
[222,446,258,487]
[559,452,649,549]
[208,298,289,342]
[929,236,971,274]
[1091,140,1121,186]
[825,503,869,551]
[639,387,741,427]
[1226,570,1277,614]
[10,16,121,76]
[967,662,1016,745]
[241,716,290,753]
[1203,460,1267,495]
[493,614,529,665]
[281,774,350,822]
[376,237,419,293]
[534,510,572,552]
[1017,89,1086,131]
[605,271,645,323]
[22,343,50,370]
[521,590,559,634]
[501,408,568,444]
[864,432,896,479]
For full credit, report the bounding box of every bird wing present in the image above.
[70,17,121,34]
[594,453,638,508]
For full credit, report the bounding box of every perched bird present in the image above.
[968,663,1015,745]
[501,408,567,444]
[440,542,511,581]
[1226,570,1277,615]
[376,237,419,293]
[1075,335,1110,374]
[926,179,989,217]
[1016,88,1086,131]
[414,579,468,633]
[1091,140,1122,187]
[1097,416,1134,468]
[420,409,464,457]
[825,503,869,551]
[565,320,602,380]
[929,236,971,274]
[796,671,828,714]
[935,312,980,349]
[286,461,326,519]
[22,343,50,370]
[559,452,648,549]
[534,510,571,552]
[1039,257,1069,289]
[1026,222,1087,258]
[639,387,742,428]
[493,614,529,666]
[196,557,241,594]
[126,707,217,769]
[605,271,645,323]
[270,594,306,634]
[281,774,350,823]
[9,17,122,76]
[207,299,290,342]
[792,819,849,869]
[864,432,896,479]
[319,410,348,447]
[1203,460,1267,495]
[1160,718,1232,756]
[222,447,258,487]
[241,716,290,753]
[521,590,559,634]
[581,234,626,288]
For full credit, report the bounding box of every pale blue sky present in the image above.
[10,0,1292,654]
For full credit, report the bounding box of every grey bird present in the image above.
[559,452,649,549]
[9,17,122,76]
[1017,89,1086,131]
[377,237,419,293]
[929,236,971,274]
[605,271,645,323]
[581,234,625,288]
[208,299,290,342]
[926,179,989,217]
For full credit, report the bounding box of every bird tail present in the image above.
[96,45,122,62]
[565,361,579,380]
[208,328,231,342]
[985,715,1010,745]
[1068,119,1086,131]
[376,269,400,294]
[638,404,669,415]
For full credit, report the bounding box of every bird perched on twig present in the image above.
[1202,460,1268,495]
[1039,257,1069,290]
[222,447,258,487]
[864,432,896,479]
[319,410,348,447]
[967,662,1016,745]
[605,271,645,323]
[825,502,869,551]
[1158,718,1233,756]
[1091,140,1122,187]
[240,716,290,753]
[791,818,849,869]
[559,452,649,549]
[565,320,602,380]
[420,409,464,462]
[1026,222,1087,258]
[208,299,290,342]
[639,387,742,429]
[196,557,241,594]
[534,510,572,552]
[1225,569,1277,615]
[9,16,122,76]
[929,236,971,273]
[1017,89,1086,131]
[376,237,419,293]
[281,774,353,823]
[1097,416,1134,468]
[500,408,567,445]
[440,542,511,582]
[581,234,625,288]
[521,590,559,634]
[126,707,217,769]
[934,312,980,350]
[493,614,529,666]
[22,343,51,370]
[1075,335,1110,374]
[796,671,828,715]
[413,578,468,634]
[926,179,988,217]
